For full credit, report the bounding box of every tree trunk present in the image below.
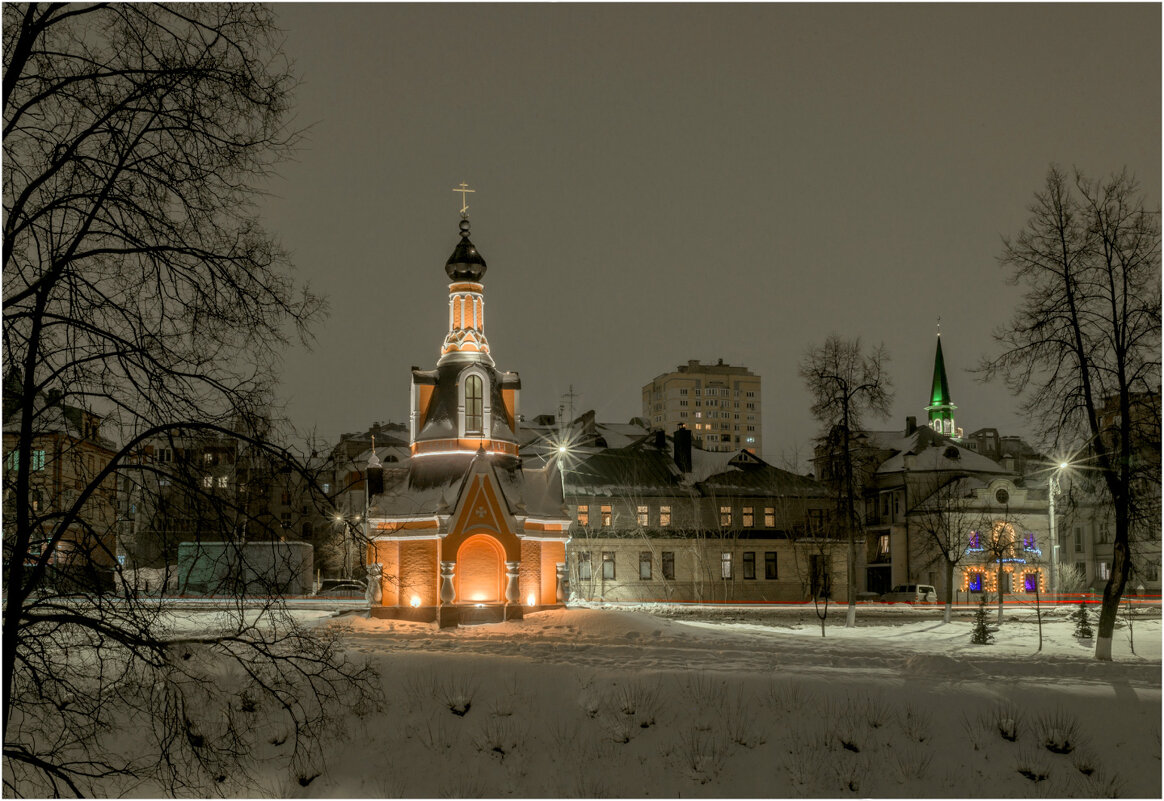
[996,562,1005,625]
[1094,500,1131,661]
[943,559,955,624]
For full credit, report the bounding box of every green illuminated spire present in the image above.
[925,327,959,439]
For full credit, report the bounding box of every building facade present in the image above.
[540,423,837,603]
[3,394,119,581]
[641,360,762,454]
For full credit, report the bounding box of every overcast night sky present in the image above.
[260,3,1161,466]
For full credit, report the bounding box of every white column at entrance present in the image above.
[440,561,456,605]
[504,561,520,605]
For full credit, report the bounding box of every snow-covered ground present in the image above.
[211,604,1160,799]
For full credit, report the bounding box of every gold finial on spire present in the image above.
[453,182,475,217]
[371,434,376,451]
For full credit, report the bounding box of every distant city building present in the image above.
[641,359,761,454]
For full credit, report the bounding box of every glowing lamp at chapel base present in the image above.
[409,595,421,608]
[527,593,536,607]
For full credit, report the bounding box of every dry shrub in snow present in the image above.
[373,772,407,798]
[403,670,438,704]
[821,695,865,753]
[985,700,1025,742]
[599,709,637,744]
[610,678,660,728]
[891,741,933,782]
[561,769,610,798]
[472,717,525,761]
[682,671,728,709]
[417,717,459,753]
[487,673,523,717]
[832,751,868,794]
[723,690,766,748]
[1034,707,1084,754]
[861,692,893,730]
[1014,745,1052,783]
[547,718,579,756]
[961,710,989,751]
[438,672,478,716]
[673,727,728,784]
[898,702,933,743]
[782,737,826,790]
[765,678,812,715]
[438,774,486,798]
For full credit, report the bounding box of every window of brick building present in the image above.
[577,552,592,580]
[577,505,589,526]
[662,551,675,580]
[601,505,612,527]
[639,552,652,580]
[602,552,615,579]
[659,505,671,527]
[720,506,732,527]
[743,552,756,580]
[765,551,777,579]
[742,507,754,527]
[720,551,733,579]
[637,505,648,526]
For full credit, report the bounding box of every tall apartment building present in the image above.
[641,359,762,454]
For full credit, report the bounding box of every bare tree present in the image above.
[981,166,1161,660]
[800,335,893,626]
[2,5,380,796]
[980,515,1020,626]
[911,476,981,624]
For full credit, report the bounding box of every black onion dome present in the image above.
[445,218,487,281]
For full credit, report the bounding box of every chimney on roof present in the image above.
[674,425,692,473]
[906,416,917,435]
[654,429,666,450]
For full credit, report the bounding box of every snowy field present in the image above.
[175,604,1161,799]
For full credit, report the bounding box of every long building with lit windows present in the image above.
[362,208,572,626]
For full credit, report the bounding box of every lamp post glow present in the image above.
[1048,462,1068,602]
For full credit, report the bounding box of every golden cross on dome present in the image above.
[453,182,475,216]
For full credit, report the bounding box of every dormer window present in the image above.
[465,374,483,435]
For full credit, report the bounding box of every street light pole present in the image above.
[1048,462,1067,603]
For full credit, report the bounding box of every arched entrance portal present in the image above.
[456,533,505,603]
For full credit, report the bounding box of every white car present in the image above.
[880,584,937,603]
